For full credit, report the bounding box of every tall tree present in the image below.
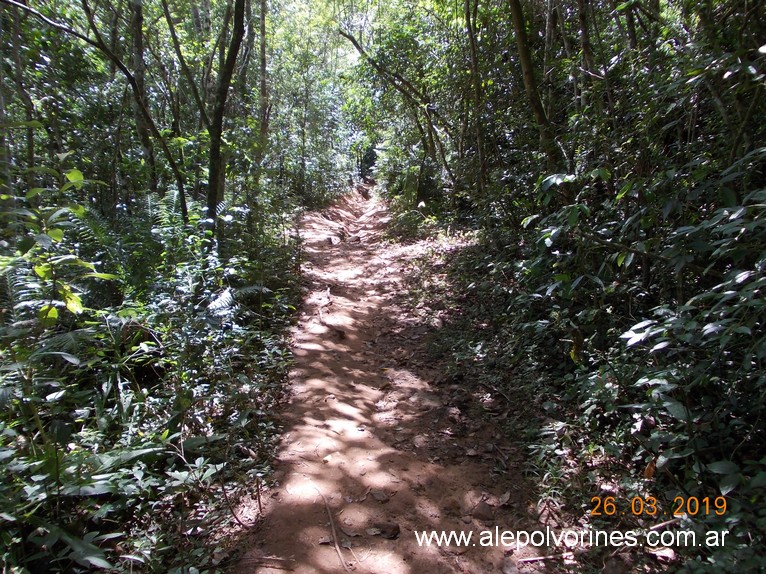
[206,0,246,234]
[508,0,561,171]
[464,0,486,193]
[129,0,158,195]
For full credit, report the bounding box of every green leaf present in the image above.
[38,304,59,325]
[616,181,634,200]
[568,207,579,227]
[749,472,766,488]
[589,167,611,181]
[34,233,52,249]
[57,528,113,569]
[707,460,740,475]
[59,286,84,314]
[40,351,80,365]
[25,187,47,199]
[48,228,64,242]
[17,236,35,254]
[47,207,70,225]
[95,447,164,472]
[69,204,86,217]
[32,263,51,279]
[663,398,691,421]
[719,473,739,496]
[65,169,84,183]
[540,173,576,191]
[0,448,16,462]
[521,214,540,228]
[83,272,120,280]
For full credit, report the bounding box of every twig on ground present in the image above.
[313,483,352,572]
[477,381,512,404]
[220,476,258,529]
[517,552,575,563]
[649,516,682,530]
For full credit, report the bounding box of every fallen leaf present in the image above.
[370,489,389,503]
[472,500,494,521]
[649,547,676,562]
[372,522,400,539]
[502,557,519,574]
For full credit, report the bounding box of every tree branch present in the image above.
[160,0,210,128]
[0,0,188,222]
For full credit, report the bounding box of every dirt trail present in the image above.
[233,192,531,573]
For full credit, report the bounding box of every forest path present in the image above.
[233,191,529,573]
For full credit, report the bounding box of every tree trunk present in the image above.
[340,28,456,186]
[0,5,11,203]
[8,0,188,219]
[161,0,210,129]
[130,0,158,195]
[11,7,35,192]
[464,0,486,193]
[247,0,269,242]
[508,0,561,171]
[206,0,246,235]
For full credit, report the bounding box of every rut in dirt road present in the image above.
[233,192,531,574]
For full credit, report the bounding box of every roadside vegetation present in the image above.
[1,0,763,571]
[358,1,765,571]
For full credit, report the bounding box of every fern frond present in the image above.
[208,288,235,315]
[235,285,272,297]
[216,199,231,217]
[3,265,41,325]
[30,328,97,357]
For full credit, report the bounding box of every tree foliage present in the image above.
[345,0,766,570]
[1,0,765,570]
[0,0,354,570]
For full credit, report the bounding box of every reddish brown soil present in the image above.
[231,192,537,573]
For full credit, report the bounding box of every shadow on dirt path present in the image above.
[231,192,536,573]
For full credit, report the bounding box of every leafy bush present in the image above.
[0,171,297,572]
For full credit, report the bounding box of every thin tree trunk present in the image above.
[0,5,12,202]
[238,0,255,101]
[130,0,158,195]
[108,0,124,79]
[161,0,211,128]
[576,0,596,79]
[247,0,269,242]
[464,0,486,193]
[206,0,246,236]
[11,7,35,191]
[340,29,455,143]
[258,0,269,160]
[339,28,457,185]
[543,0,558,121]
[508,0,561,170]
[3,0,189,220]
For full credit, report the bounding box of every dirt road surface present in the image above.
[232,192,533,573]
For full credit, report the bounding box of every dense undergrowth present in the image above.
[356,0,766,570]
[0,174,303,572]
[391,150,766,571]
